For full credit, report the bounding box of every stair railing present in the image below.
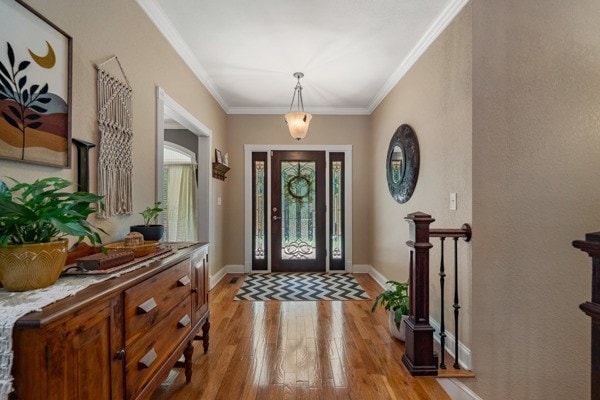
[403,211,471,376]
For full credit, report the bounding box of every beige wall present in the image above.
[0,0,227,276]
[471,0,600,398]
[370,4,472,346]
[224,114,371,266]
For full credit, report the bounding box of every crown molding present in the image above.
[367,0,470,113]
[227,106,371,115]
[136,0,230,113]
[139,0,468,116]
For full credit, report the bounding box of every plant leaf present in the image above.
[0,180,11,201]
[8,105,21,120]
[17,60,30,72]
[25,113,40,120]
[22,89,28,103]
[29,84,39,95]
[0,74,12,93]
[7,43,15,68]
[39,83,48,94]
[18,76,27,89]
[37,97,51,104]
[2,112,19,129]
[0,60,10,79]
[27,121,42,129]
[30,105,46,113]
[49,218,89,237]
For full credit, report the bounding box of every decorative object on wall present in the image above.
[284,72,312,141]
[212,148,230,180]
[96,55,133,218]
[72,138,95,192]
[386,124,419,203]
[0,0,72,168]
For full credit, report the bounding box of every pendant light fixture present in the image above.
[285,72,312,141]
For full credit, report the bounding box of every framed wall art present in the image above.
[0,0,72,168]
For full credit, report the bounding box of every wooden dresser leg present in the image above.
[194,318,211,353]
[201,320,210,353]
[183,340,194,383]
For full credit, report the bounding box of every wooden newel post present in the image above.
[573,232,600,400]
[403,212,438,376]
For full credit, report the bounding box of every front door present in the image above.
[271,151,326,272]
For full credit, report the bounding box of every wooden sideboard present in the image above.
[10,243,210,400]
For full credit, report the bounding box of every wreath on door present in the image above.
[287,175,311,200]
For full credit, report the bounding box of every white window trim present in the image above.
[244,144,353,273]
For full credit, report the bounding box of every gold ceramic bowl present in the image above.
[0,239,68,292]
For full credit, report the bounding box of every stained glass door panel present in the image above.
[271,151,325,272]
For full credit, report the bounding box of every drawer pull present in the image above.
[178,315,191,329]
[177,275,191,287]
[137,298,158,315]
[138,348,158,370]
[114,349,126,360]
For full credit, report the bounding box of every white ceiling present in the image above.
[137,0,468,115]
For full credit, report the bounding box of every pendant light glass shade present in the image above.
[285,72,312,141]
[285,111,312,140]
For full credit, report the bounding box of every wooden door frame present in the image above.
[244,144,353,273]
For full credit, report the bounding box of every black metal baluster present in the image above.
[453,237,460,369]
[439,237,447,369]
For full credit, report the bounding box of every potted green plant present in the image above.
[130,202,164,241]
[371,280,410,341]
[0,177,105,291]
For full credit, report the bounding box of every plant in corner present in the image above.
[371,280,410,341]
[130,202,164,241]
[0,177,105,291]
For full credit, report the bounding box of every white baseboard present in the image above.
[352,264,371,273]
[429,317,471,370]
[367,266,472,370]
[209,264,245,289]
[367,266,388,290]
[437,379,482,400]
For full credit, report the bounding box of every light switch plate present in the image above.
[450,193,457,210]
[217,196,222,206]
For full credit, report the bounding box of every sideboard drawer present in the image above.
[124,259,191,345]
[125,298,192,399]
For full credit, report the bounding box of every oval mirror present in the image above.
[386,124,419,203]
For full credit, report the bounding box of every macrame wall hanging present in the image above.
[95,55,133,218]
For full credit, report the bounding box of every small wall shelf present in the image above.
[212,162,230,181]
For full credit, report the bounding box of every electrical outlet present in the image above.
[217,196,222,206]
[450,193,457,210]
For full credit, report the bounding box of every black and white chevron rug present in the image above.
[234,273,370,301]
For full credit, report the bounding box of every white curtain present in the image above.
[164,164,198,242]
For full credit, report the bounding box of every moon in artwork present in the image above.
[28,41,56,69]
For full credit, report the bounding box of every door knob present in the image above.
[273,216,281,221]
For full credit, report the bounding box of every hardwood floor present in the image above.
[151,273,451,400]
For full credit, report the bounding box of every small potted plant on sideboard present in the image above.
[0,177,105,291]
[130,202,164,241]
